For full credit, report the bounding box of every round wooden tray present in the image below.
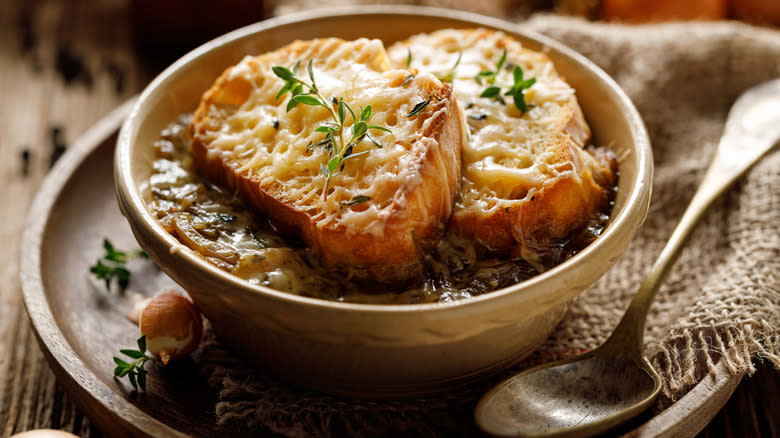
[20,105,742,437]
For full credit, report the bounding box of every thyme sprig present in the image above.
[474,49,536,113]
[414,49,536,114]
[113,335,153,391]
[89,238,149,292]
[476,49,536,113]
[474,49,507,86]
[435,51,462,84]
[272,60,390,200]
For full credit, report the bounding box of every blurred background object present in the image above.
[555,0,780,25]
[729,0,780,26]
[600,0,726,22]
[131,0,275,64]
[126,0,780,66]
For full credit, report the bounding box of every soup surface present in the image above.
[146,115,612,304]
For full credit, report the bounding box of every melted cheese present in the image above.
[388,29,578,215]
[197,38,449,237]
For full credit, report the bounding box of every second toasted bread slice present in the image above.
[388,29,617,270]
[190,38,463,285]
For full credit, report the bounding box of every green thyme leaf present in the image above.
[367,124,391,133]
[120,349,144,359]
[272,66,295,81]
[272,61,390,200]
[352,121,368,139]
[307,59,317,92]
[340,195,371,207]
[513,64,522,83]
[115,267,131,290]
[474,52,535,113]
[436,51,462,83]
[502,67,535,113]
[90,261,112,290]
[113,335,152,392]
[495,49,507,73]
[407,100,428,117]
[337,99,346,124]
[128,371,138,390]
[245,227,267,248]
[359,105,372,121]
[137,369,147,392]
[480,86,501,98]
[89,239,148,292]
[512,93,527,112]
[366,132,383,147]
[344,100,357,123]
[407,93,442,117]
[286,97,301,112]
[290,94,324,108]
[291,83,303,97]
[340,150,369,162]
[104,239,123,262]
[327,156,340,174]
[405,49,412,68]
[275,82,292,100]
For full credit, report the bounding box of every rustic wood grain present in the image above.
[0,0,153,436]
[1,0,778,437]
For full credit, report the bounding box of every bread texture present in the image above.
[388,29,617,270]
[190,38,463,285]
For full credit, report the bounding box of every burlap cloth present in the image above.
[197,15,780,437]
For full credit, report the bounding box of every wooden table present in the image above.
[1,1,778,436]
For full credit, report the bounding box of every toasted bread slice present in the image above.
[190,38,463,285]
[388,29,616,270]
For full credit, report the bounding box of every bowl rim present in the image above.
[116,5,652,315]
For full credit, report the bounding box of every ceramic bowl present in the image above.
[115,6,652,397]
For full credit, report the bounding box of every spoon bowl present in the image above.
[475,78,780,437]
[477,351,660,437]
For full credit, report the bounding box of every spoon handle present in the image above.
[607,121,779,354]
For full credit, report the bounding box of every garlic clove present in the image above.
[126,294,152,324]
[10,430,80,438]
[139,291,203,364]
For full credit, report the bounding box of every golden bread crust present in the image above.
[388,29,617,270]
[190,38,463,285]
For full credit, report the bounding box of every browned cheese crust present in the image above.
[388,29,617,270]
[189,38,463,285]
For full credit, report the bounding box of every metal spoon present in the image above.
[475,78,780,438]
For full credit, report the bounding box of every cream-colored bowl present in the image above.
[115,7,652,397]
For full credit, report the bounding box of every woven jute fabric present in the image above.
[198,15,780,437]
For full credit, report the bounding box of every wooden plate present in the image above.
[19,99,746,438]
[20,12,744,435]
[21,99,251,438]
